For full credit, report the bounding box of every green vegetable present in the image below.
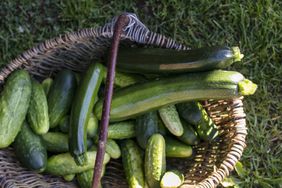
[121,139,145,188]
[145,134,166,188]
[87,113,99,138]
[159,105,183,136]
[165,137,193,158]
[107,121,136,139]
[0,70,31,148]
[136,111,159,149]
[46,151,110,176]
[69,63,104,165]
[104,139,121,159]
[41,77,53,95]
[160,170,184,188]
[116,46,244,74]
[95,70,257,122]
[42,132,69,153]
[14,122,47,172]
[177,101,218,141]
[48,70,76,128]
[59,116,70,133]
[178,119,200,145]
[77,168,105,188]
[27,80,49,135]
[63,174,75,181]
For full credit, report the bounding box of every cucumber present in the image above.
[59,116,70,133]
[46,150,110,176]
[178,119,200,145]
[0,70,31,148]
[42,132,69,153]
[159,105,183,136]
[14,122,47,172]
[158,117,168,136]
[87,113,99,138]
[165,137,192,158]
[77,167,105,188]
[177,101,218,141]
[121,139,145,188]
[136,111,159,149]
[94,70,257,122]
[116,46,243,74]
[69,63,104,165]
[63,174,75,181]
[160,170,184,188]
[107,121,136,139]
[104,139,121,159]
[145,134,166,188]
[48,70,76,128]
[41,77,53,95]
[27,80,49,135]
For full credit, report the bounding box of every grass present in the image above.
[0,0,281,187]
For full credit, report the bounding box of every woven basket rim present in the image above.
[0,13,247,188]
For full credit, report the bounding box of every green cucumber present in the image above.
[48,70,76,128]
[116,46,243,74]
[41,77,53,95]
[177,101,218,141]
[121,139,145,188]
[178,119,200,145]
[42,132,69,153]
[145,134,166,188]
[107,121,136,139]
[165,137,192,158]
[59,116,70,133]
[160,170,184,188]
[46,151,110,176]
[87,113,99,138]
[14,122,47,172]
[63,174,75,181]
[158,117,168,136]
[69,63,104,165]
[0,70,31,148]
[136,111,159,149]
[77,167,105,188]
[27,80,49,135]
[95,70,257,122]
[104,139,121,159]
[159,105,183,136]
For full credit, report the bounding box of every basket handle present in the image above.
[92,14,129,188]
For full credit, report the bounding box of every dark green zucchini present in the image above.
[116,46,243,74]
[94,70,257,122]
[69,63,104,166]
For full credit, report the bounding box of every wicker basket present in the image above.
[0,13,247,188]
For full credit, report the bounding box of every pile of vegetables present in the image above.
[0,46,257,188]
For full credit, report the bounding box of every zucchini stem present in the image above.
[238,79,257,95]
[232,46,244,62]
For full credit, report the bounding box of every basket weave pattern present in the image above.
[0,13,247,188]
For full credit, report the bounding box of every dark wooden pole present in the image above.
[92,14,129,188]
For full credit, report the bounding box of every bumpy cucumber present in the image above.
[48,70,77,128]
[107,121,136,139]
[87,113,99,138]
[145,134,166,188]
[42,132,69,153]
[69,63,104,165]
[165,137,192,158]
[59,115,70,133]
[41,77,53,95]
[121,139,145,188]
[46,151,110,176]
[160,170,184,188]
[177,101,218,141]
[136,111,159,149]
[178,119,200,145]
[77,167,105,188]
[93,137,121,159]
[63,174,75,182]
[14,122,47,172]
[0,70,31,148]
[27,80,49,135]
[95,70,257,122]
[116,46,244,74]
[159,105,183,136]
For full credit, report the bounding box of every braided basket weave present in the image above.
[0,13,247,188]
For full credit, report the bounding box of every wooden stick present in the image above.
[91,14,129,188]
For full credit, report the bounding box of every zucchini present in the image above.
[42,132,69,153]
[165,137,192,158]
[48,70,76,128]
[107,121,136,139]
[121,139,145,188]
[145,134,166,188]
[178,119,200,145]
[69,63,104,165]
[14,122,47,172]
[116,46,243,74]
[46,150,110,176]
[27,80,49,135]
[160,170,184,188]
[136,111,159,149]
[159,105,183,136]
[95,70,257,122]
[41,77,53,95]
[177,101,218,141]
[0,70,31,148]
